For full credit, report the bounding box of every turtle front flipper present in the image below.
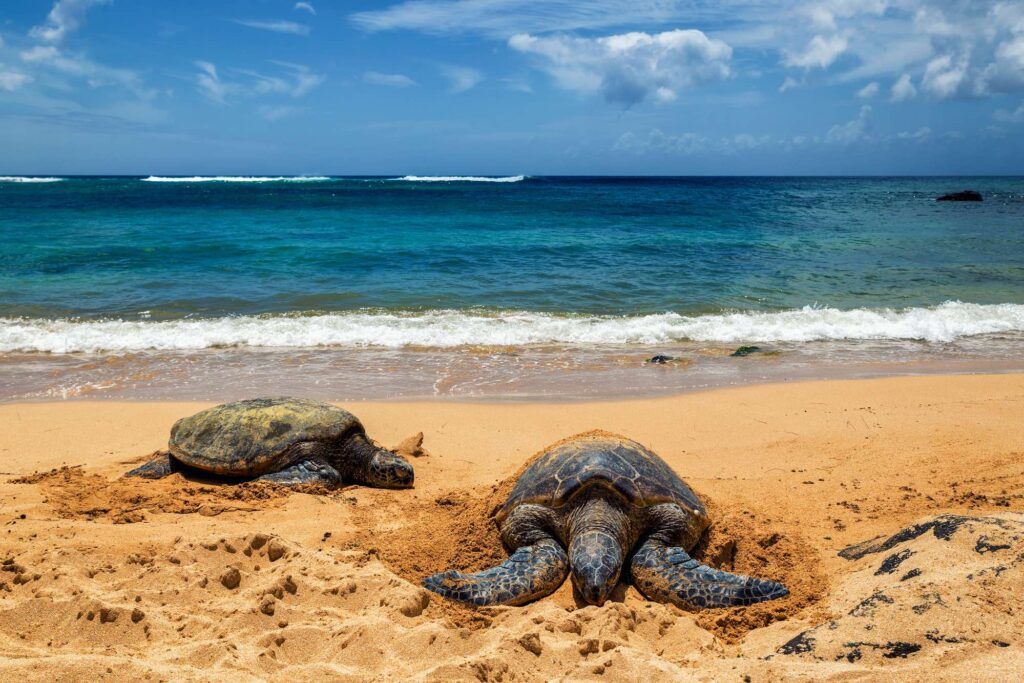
[257,458,343,486]
[630,539,788,609]
[125,452,180,479]
[423,538,569,606]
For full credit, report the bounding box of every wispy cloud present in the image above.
[232,19,311,36]
[856,81,879,99]
[826,105,872,144]
[194,60,324,104]
[294,2,316,15]
[31,0,110,44]
[363,71,417,87]
[440,65,482,93]
[509,29,731,106]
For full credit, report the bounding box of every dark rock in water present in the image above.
[647,355,675,364]
[936,190,982,202]
[730,345,762,357]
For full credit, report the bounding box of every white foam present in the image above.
[141,176,331,183]
[0,176,64,183]
[395,175,525,183]
[1,302,1023,354]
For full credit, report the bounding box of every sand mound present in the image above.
[775,513,1024,670]
[363,473,826,640]
[16,466,299,523]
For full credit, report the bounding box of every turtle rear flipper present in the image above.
[631,539,788,608]
[423,539,569,606]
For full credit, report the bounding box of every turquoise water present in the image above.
[1,175,1022,400]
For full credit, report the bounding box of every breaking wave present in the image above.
[395,175,526,183]
[141,176,332,183]
[0,176,64,183]
[1,302,1022,354]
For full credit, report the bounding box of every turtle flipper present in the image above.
[423,539,569,606]
[631,539,788,609]
[258,458,343,486]
[125,452,180,479]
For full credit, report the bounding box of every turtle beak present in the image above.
[367,449,415,489]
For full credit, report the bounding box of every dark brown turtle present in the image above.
[125,397,413,489]
[423,431,786,608]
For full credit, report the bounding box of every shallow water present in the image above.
[1,175,1022,400]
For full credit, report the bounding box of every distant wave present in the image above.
[395,175,526,183]
[2,302,1023,354]
[0,176,64,183]
[141,176,331,183]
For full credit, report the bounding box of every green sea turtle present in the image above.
[423,432,787,608]
[125,397,414,489]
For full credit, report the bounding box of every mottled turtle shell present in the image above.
[497,433,705,523]
[169,397,362,476]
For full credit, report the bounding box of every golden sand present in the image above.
[1,373,1023,680]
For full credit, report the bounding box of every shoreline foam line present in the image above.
[141,176,332,183]
[395,175,526,183]
[1,302,1023,354]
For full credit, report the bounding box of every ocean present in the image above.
[1,175,1022,400]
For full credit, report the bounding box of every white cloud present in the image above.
[353,1,702,36]
[31,0,110,43]
[440,65,482,93]
[921,53,972,99]
[233,20,311,36]
[614,128,771,155]
[194,61,324,104]
[856,81,879,98]
[508,29,732,106]
[826,104,871,144]
[890,73,917,101]
[784,34,849,69]
[896,125,931,142]
[195,61,233,104]
[779,75,802,92]
[994,101,1024,123]
[295,2,316,15]
[258,104,302,121]
[0,68,32,91]
[363,71,417,87]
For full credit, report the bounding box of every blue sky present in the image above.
[1,0,1023,175]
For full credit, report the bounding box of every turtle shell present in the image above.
[168,397,362,476]
[497,432,704,523]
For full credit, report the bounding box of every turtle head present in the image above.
[569,530,623,606]
[364,448,415,489]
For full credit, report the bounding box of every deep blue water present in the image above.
[2,175,1022,320]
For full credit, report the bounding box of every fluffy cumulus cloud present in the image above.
[890,73,917,101]
[30,0,110,43]
[826,105,872,144]
[784,33,849,69]
[0,67,32,91]
[508,29,731,106]
[856,81,879,98]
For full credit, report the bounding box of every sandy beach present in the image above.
[0,373,1022,680]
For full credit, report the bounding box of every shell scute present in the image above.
[499,432,704,522]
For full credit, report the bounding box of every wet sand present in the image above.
[1,373,1023,680]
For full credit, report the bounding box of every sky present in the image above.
[1,0,1023,175]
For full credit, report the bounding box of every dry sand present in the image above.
[1,373,1023,681]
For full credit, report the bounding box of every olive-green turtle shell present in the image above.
[168,397,362,476]
[497,433,704,523]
